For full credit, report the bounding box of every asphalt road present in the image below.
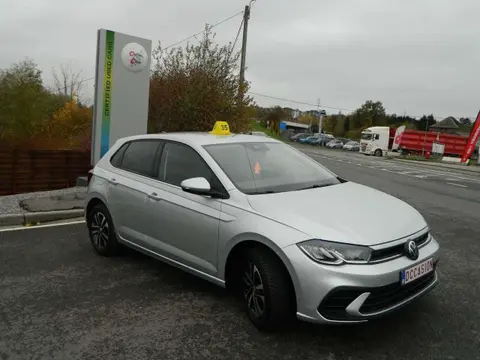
[1,150,479,360]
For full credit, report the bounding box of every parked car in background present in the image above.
[336,138,351,145]
[289,133,311,142]
[310,134,334,147]
[326,139,344,149]
[343,141,360,151]
[305,136,319,145]
[250,131,268,137]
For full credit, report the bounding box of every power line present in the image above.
[248,91,356,113]
[230,18,244,57]
[55,10,245,93]
[162,10,244,51]
[248,91,474,120]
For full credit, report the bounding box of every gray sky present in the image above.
[1,0,479,119]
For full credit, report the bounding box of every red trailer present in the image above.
[397,129,468,156]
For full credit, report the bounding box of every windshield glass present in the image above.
[204,142,340,194]
[361,133,372,140]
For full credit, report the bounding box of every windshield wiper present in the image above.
[253,190,276,194]
[297,184,333,191]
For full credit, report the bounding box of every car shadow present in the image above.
[115,244,435,344]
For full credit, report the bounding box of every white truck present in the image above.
[359,126,393,156]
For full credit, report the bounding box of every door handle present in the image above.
[109,178,118,185]
[148,192,161,201]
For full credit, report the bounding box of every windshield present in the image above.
[204,142,340,195]
[361,133,372,140]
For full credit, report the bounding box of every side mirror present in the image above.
[180,177,211,196]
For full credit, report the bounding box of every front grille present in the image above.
[318,269,436,321]
[370,232,429,263]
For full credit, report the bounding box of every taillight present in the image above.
[87,170,94,184]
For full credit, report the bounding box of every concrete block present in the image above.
[76,176,88,187]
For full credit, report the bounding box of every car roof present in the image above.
[117,132,280,147]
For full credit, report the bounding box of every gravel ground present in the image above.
[0,187,87,215]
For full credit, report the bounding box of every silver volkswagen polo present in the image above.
[85,130,439,331]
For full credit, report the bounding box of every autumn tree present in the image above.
[297,113,316,126]
[34,96,92,150]
[149,25,253,134]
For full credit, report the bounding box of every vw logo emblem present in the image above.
[405,240,419,260]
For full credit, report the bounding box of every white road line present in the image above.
[446,182,468,188]
[0,220,85,233]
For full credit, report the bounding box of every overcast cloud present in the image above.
[1,0,479,119]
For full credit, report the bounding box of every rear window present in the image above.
[204,142,339,194]
[118,140,161,177]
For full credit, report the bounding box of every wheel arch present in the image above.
[222,237,299,306]
[85,193,109,220]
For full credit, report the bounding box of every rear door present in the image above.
[107,139,163,248]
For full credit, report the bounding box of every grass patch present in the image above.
[397,154,480,167]
[249,122,281,139]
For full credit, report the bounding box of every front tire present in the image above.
[87,203,120,257]
[241,248,295,331]
[374,149,383,157]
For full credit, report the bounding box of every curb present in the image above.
[391,158,480,173]
[0,214,26,226]
[0,209,85,227]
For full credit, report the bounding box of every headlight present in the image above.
[297,239,372,265]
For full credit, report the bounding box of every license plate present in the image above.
[401,258,434,285]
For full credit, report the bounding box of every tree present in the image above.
[297,113,316,126]
[356,100,387,127]
[51,62,84,101]
[0,59,54,145]
[149,25,253,134]
[265,106,286,135]
[458,117,471,125]
[33,97,93,150]
[417,115,436,131]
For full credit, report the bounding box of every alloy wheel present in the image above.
[90,211,109,250]
[243,262,266,318]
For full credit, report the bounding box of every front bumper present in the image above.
[283,236,440,324]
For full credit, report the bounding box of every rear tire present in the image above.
[374,149,383,157]
[240,247,295,331]
[87,203,120,257]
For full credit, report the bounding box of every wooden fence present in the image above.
[0,148,91,196]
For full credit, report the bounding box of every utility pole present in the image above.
[317,98,321,135]
[422,116,428,157]
[239,2,254,100]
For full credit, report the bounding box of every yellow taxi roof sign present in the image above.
[209,121,231,135]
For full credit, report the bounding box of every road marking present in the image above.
[446,182,468,188]
[0,220,85,233]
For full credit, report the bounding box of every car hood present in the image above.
[246,182,427,246]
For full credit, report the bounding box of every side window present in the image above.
[159,142,217,188]
[120,140,161,177]
[110,142,129,167]
[374,134,380,140]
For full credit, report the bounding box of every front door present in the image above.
[143,141,223,276]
